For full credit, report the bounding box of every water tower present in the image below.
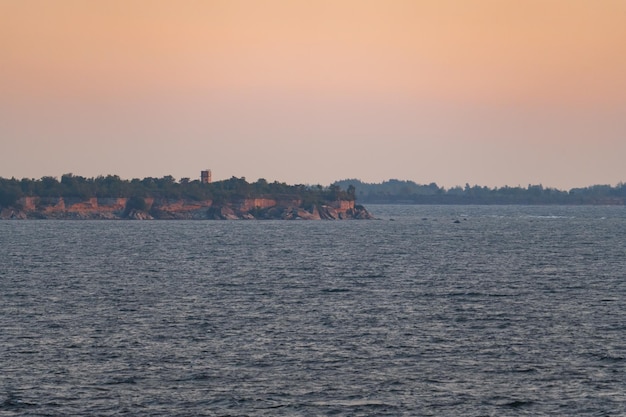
[200,169,212,184]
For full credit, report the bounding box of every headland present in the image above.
[0,175,373,220]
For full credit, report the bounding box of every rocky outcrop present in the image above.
[1,196,373,220]
[207,199,374,220]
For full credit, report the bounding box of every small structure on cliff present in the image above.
[200,169,212,184]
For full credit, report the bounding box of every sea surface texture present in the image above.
[1,205,625,416]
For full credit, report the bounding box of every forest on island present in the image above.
[332,179,626,205]
[0,174,355,208]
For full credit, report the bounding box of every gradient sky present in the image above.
[1,0,625,189]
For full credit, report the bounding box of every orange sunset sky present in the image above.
[1,0,625,189]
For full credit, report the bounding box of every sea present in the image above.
[1,205,625,416]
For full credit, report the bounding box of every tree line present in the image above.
[3,175,625,207]
[332,179,626,205]
[0,174,355,208]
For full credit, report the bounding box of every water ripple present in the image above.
[1,207,625,415]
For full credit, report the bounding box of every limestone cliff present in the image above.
[0,196,373,220]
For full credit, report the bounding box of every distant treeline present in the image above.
[0,174,355,207]
[333,179,626,205]
[3,175,625,207]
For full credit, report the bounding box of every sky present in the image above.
[1,0,625,190]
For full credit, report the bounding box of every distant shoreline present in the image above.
[2,175,625,219]
[0,175,373,220]
[332,179,626,206]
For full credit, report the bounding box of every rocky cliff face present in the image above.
[0,197,374,220]
[0,197,128,219]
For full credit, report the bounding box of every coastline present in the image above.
[0,196,374,220]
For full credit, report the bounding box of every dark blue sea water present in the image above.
[1,205,625,416]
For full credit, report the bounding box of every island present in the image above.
[0,174,374,220]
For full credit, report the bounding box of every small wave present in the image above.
[103,376,141,385]
[447,291,484,297]
[1,393,36,410]
[310,399,399,409]
[359,273,386,278]
[502,399,534,408]
[523,215,573,219]
[591,353,625,363]
[511,367,537,373]
[190,372,212,381]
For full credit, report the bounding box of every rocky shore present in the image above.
[0,196,374,220]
